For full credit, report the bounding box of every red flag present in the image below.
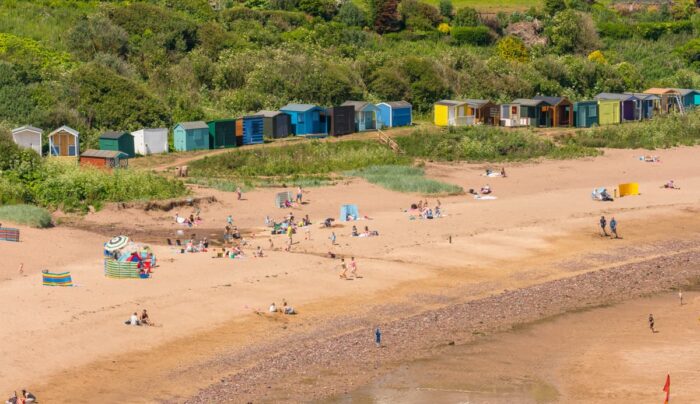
[662,374,670,404]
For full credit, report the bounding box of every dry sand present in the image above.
[1,146,700,402]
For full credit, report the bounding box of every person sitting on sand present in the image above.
[269,302,277,313]
[352,225,359,237]
[255,246,264,258]
[324,218,334,228]
[664,180,679,189]
[232,227,241,239]
[303,214,311,227]
[21,390,35,404]
[282,301,296,315]
[125,312,140,326]
[140,309,151,326]
[485,168,492,176]
[480,184,492,194]
[5,391,17,404]
[425,208,434,220]
[435,206,442,218]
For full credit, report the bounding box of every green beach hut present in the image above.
[573,101,598,128]
[99,131,135,157]
[207,119,237,149]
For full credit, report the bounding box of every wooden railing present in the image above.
[377,129,403,154]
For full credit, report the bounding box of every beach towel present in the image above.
[42,271,73,286]
[0,227,19,242]
[482,172,503,177]
[473,195,497,200]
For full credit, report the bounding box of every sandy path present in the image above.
[1,146,699,402]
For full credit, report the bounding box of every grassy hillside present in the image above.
[423,0,542,12]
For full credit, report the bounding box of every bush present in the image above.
[453,7,480,27]
[345,165,463,195]
[676,38,700,66]
[337,1,366,27]
[0,204,52,228]
[496,35,530,62]
[597,22,634,39]
[451,26,492,46]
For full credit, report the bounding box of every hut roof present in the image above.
[382,101,411,108]
[256,110,285,118]
[462,99,492,107]
[643,88,675,95]
[48,125,79,137]
[595,93,637,101]
[177,121,208,130]
[11,125,43,134]
[280,104,320,112]
[533,96,570,105]
[81,149,128,159]
[99,131,130,140]
[670,88,699,96]
[624,92,661,101]
[341,101,371,112]
[511,98,549,107]
[435,100,466,106]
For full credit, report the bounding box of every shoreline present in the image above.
[183,242,700,403]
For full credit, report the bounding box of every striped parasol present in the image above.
[105,235,130,252]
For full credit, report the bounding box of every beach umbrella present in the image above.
[105,235,130,252]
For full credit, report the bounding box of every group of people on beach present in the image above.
[269,300,296,315]
[408,199,442,220]
[174,210,202,228]
[599,215,620,239]
[4,390,35,404]
[124,309,153,326]
[338,257,361,279]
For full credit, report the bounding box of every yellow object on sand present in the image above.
[618,183,639,197]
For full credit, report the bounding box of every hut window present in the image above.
[589,105,597,117]
[501,105,509,118]
[298,113,305,124]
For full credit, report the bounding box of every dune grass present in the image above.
[345,165,463,195]
[0,204,52,228]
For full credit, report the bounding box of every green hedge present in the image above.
[599,20,693,40]
[451,26,492,46]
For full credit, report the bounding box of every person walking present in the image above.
[610,217,619,239]
[330,232,337,245]
[350,257,360,278]
[339,258,348,279]
[648,314,655,333]
[285,225,293,251]
[679,289,683,306]
[375,327,382,347]
[236,187,242,200]
[296,185,303,204]
[227,215,233,226]
[599,215,608,237]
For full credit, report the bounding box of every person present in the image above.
[21,390,35,404]
[140,309,151,326]
[125,312,139,326]
[324,218,334,228]
[610,217,619,239]
[269,302,277,313]
[501,167,507,178]
[265,216,272,227]
[285,225,293,251]
[350,257,360,278]
[296,185,303,204]
[282,301,296,315]
[425,208,434,219]
[679,289,683,306]
[485,168,492,176]
[227,215,233,226]
[255,246,264,257]
[18,263,23,276]
[375,327,381,347]
[435,206,442,218]
[599,216,608,237]
[269,238,274,249]
[236,187,242,200]
[352,225,359,237]
[648,314,655,333]
[5,391,17,404]
[417,200,423,211]
[339,258,348,279]
[203,237,209,249]
[481,184,492,194]
[664,180,679,189]
[330,232,337,245]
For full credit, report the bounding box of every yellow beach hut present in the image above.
[434,100,468,127]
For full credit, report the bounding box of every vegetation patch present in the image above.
[0,204,52,228]
[345,165,463,195]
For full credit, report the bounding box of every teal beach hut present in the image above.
[573,101,598,127]
[173,121,209,151]
[98,131,135,157]
[279,104,326,136]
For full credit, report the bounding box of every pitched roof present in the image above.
[280,104,320,112]
[99,131,130,140]
[462,99,492,107]
[624,92,660,101]
[435,100,466,106]
[176,121,208,130]
[595,93,638,101]
[511,98,549,107]
[341,101,370,112]
[81,149,128,159]
[48,125,79,137]
[644,88,674,95]
[381,101,411,108]
[11,125,43,134]
[256,110,285,118]
[670,88,699,96]
[533,96,570,105]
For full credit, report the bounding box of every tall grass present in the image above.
[346,165,463,195]
[564,110,700,149]
[0,204,52,228]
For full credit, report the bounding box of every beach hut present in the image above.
[501,99,551,127]
[434,100,468,126]
[573,101,598,128]
[326,105,355,136]
[11,126,42,155]
[597,99,621,125]
[99,131,134,157]
[624,93,660,120]
[48,125,79,158]
[377,101,412,128]
[643,88,681,114]
[533,96,573,127]
[241,115,264,145]
[173,121,209,152]
[341,101,382,132]
[257,110,291,139]
[131,128,168,155]
[207,119,237,149]
[80,149,129,169]
[463,99,500,126]
[595,93,639,122]
[670,89,700,109]
[279,104,326,136]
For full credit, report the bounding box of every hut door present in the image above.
[448,107,455,125]
[364,111,374,130]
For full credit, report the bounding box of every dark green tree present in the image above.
[337,1,367,27]
[439,0,453,19]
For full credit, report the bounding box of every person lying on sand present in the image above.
[663,180,680,189]
[480,184,492,194]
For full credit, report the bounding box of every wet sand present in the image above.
[335,290,700,404]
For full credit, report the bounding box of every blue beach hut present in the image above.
[279,104,326,136]
[241,115,264,145]
[377,101,412,128]
[173,121,209,151]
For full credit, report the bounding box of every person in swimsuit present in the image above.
[648,314,655,333]
[350,257,360,278]
[609,217,618,239]
[339,258,348,279]
[599,216,608,237]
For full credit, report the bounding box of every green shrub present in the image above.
[451,26,492,46]
[345,165,463,195]
[676,38,700,66]
[0,204,52,228]
[597,22,634,39]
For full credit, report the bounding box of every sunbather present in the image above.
[664,180,679,189]
[481,184,492,194]
[352,225,359,237]
[125,312,140,326]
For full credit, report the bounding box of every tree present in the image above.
[337,1,367,27]
[544,0,566,16]
[496,35,530,62]
[67,15,129,60]
[372,0,401,34]
[453,7,480,27]
[298,0,338,20]
[676,38,700,67]
[547,10,599,55]
[439,0,453,20]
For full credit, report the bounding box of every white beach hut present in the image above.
[11,125,43,155]
[131,128,169,155]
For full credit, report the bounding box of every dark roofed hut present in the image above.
[326,105,355,136]
[80,149,129,169]
[533,96,573,127]
[257,110,291,139]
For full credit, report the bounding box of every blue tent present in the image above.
[339,204,360,221]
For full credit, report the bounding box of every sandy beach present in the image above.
[2,146,700,402]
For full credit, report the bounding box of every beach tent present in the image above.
[104,259,144,279]
[131,128,168,155]
[377,101,412,128]
[11,126,42,155]
[573,101,598,127]
[339,204,360,221]
[618,183,639,197]
[42,271,73,286]
[0,227,20,242]
[275,191,294,208]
